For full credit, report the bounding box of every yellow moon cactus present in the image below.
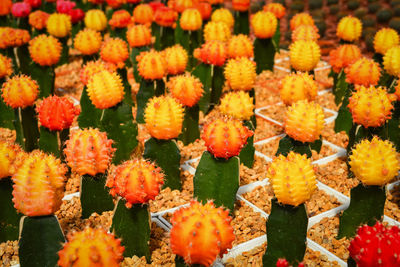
[224,57,257,91]
[211,8,234,29]
[345,58,381,87]
[227,34,253,59]
[336,16,362,42]
[73,28,102,56]
[349,137,399,186]
[46,13,71,38]
[144,95,185,140]
[268,151,317,206]
[100,38,129,68]
[0,54,12,79]
[0,141,22,179]
[136,50,167,80]
[84,9,107,31]
[290,13,314,31]
[374,28,400,55]
[163,44,188,75]
[291,25,320,42]
[280,72,318,105]
[126,24,152,48]
[180,8,202,31]
[284,100,325,143]
[251,11,277,39]
[29,34,62,66]
[203,21,231,42]
[1,74,38,108]
[289,40,321,72]
[383,46,400,77]
[219,91,254,121]
[167,73,203,107]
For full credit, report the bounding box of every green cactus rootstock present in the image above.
[110,199,151,261]
[193,63,212,114]
[144,137,182,190]
[178,105,200,145]
[239,120,255,168]
[136,79,165,123]
[80,173,115,219]
[262,199,308,267]
[193,151,240,214]
[19,215,65,267]
[254,37,275,74]
[276,135,322,159]
[0,178,21,243]
[234,11,250,35]
[337,184,386,239]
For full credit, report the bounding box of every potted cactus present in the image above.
[338,137,399,238]
[193,118,253,212]
[263,151,317,266]
[170,200,235,266]
[64,128,115,219]
[106,158,164,260]
[264,3,286,50]
[12,150,66,267]
[232,0,250,35]
[46,13,71,65]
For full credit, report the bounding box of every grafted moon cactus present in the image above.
[280,72,318,105]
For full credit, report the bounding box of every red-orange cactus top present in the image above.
[106,159,164,208]
[133,4,154,25]
[64,128,115,176]
[194,40,227,66]
[263,3,285,19]
[37,95,80,131]
[345,57,381,87]
[329,44,361,73]
[100,37,129,68]
[109,9,132,28]
[202,118,253,159]
[170,200,235,267]
[154,6,178,27]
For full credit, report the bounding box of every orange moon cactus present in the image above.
[108,10,132,28]
[194,40,227,66]
[154,6,178,27]
[29,34,62,66]
[167,73,204,107]
[180,8,202,31]
[0,54,12,79]
[291,25,320,42]
[202,118,253,159]
[219,91,254,121]
[73,28,102,56]
[329,44,361,73]
[290,13,314,31]
[136,50,167,80]
[345,58,381,87]
[100,38,129,68]
[251,11,277,39]
[0,141,22,179]
[64,128,115,176]
[133,4,154,25]
[263,3,285,19]
[80,60,116,86]
[1,75,38,109]
[12,150,67,217]
[126,25,152,48]
[163,45,188,75]
[170,200,235,267]
[106,159,164,208]
[203,21,231,42]
[227,34,253,59]
[29,10,50,30]
[232,0,250,12]
[280,72,318,105]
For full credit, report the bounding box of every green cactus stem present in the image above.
[19,106,40,152]
[334,84,353,135]
[0,178,21,242]
[144,137,181,190]
[78,86,102,129]
[118,68,133,106]
[152,23,162,51]
[58,37,69,66]
[130,46,149,83]
[178,30,202,71]
[0,78,15,130]
[38,126,60,157]
[110,27,127,41]
[19,215,65,267]
[272,20,281,53]
[262,199,308,266]
[110,199,151,261]
[193,151,239,214]
[210,65,224,110]
[136,78,165,123]
[30,63,55,98]
[276,135,322,158]
[16,45,31,75]
[254,37,275,74]
[71,22,82,40]
[178,105,200,145]
[0,15,7,27]
[160,26,175,50]
[234,11,249,35]
[80,173,115,219]
[239,120,255,168]
[378,70,395,88]
[193,63,212,114]
[175,255,203,267]
[332,69,348,106]
[338,184,386,238]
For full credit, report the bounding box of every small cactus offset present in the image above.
[107,159,164,260]
[194,118,253,213]
[12,150,67,267]
[348,222,400,267]
[144,95,184,190]
[64,128,115,219]
[58,228,125,267]
[338,137,399,238]
[277,100,324,158]
[263,152,317,266]
[170,200,235,267]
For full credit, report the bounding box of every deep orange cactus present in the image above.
[0,0,12,16]
[291,25,320,42]
[232,0,250,11]
[224,57,257,91]
[163,45,188,75]
[194,40,227,66]
[251,11,277,39]
[180,8,202,31]
[37,95,80,131]
[86,70,124,109]
[126,25,152,48]
[74,28,102,56]
[1,75,38,109]
[0,141,22,179]
[348,86,394,128]
[289,40,321,72]
[80,60,115,85]
[106,159,164,207]
[336,16,362,42]
[12,150,67,217]
[109,9,132,28]
[84,9,107,31]
[137,50,167,80]
[211,8,234,29]
[227,34,253,59]
[290,13,314,31]
[0,27,30,49]
[374,28,400,55]
[345,58,381,87]
[280,72,318,105]
[170,200,235,267]
[100,38,129,68]
[329,44,361,73]
[0,54,12,79]
[202,118,253,159]
[195,1,212,20]
[167,73,204,107]
[144,95,184,139]
[29,10,50,30]
[154,6,178,27]
[203,21,231,42]
[219,91,254,121]
[133,4,154,25]
[64,128,115,176]
[29,34,62,66]
[284,100,325,143]
[263,3,285,19]
[168,0,194,13]
[46,13,72,38]
[58,228,125,267]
